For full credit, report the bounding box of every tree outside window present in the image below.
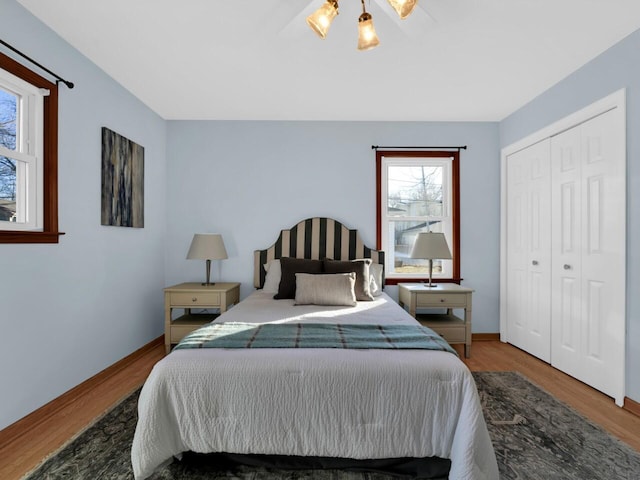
[0,89,17,221]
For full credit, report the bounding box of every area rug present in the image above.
[23,372,640,479]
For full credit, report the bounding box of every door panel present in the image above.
[560,182,577,254]
[506,139,551,362]
[559,276,578,352]
[578,109,626,404]
[551,126,581,378]
[586,280,604,361]
[551,108,625,405]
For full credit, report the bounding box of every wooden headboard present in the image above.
[254,217,385,288]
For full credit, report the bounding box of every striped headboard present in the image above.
[254,217,385,288]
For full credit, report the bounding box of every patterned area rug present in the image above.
[23,372,640,479]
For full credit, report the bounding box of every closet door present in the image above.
[551,108,626,405]
[550,126,582,380]
[506,139,551,362]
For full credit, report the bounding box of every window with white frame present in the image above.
[0,68,45,230]
[0,51,60,243]
[376,150,460,284]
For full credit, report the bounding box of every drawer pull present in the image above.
[192,297,198,302]
[440,298,445,303]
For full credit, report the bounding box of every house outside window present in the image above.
[376,150,460,284]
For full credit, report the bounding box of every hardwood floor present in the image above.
[0,338,165,480]
[2,339,640,480]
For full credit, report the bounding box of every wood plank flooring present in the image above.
[2,339,639,480]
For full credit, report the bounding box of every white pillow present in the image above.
[356,259,383,296]
[369,262,384,296]
[294,273,357,306]
[262,259,282,293]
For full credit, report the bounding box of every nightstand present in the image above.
[398,283,474,358]
[164,282,240,353]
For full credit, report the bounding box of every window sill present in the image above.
[385,278,462,286]
[0,231,65,244]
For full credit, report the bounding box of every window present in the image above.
[376,150,460,284]
[0,51,60,243]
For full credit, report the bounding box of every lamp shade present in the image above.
[186,234,228,260]
[410,232,452,260]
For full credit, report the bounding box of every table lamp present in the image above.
[186,233,228,285]
[409,232,452,288]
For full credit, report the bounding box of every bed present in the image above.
[132,217,498,479]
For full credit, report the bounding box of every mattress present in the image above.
[131,290,498,479]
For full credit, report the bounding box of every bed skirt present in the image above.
[174,451,451,478]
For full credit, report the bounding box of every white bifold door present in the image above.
[549,109,626,405]
[504,99,626,406]
[505,139,552,362]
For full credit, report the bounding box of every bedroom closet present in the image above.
[501,90,626,406]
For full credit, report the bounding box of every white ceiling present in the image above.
[16,0,640,121]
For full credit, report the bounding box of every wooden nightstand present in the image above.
[398,283,474,358]
[164,282,240,353]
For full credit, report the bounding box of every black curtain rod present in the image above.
[372,145,467,151]
[0,39,74,89]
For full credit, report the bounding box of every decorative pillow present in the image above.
[323,258,374,301]
[262,259,281,293]
[368,262,384,296]
[294,273,357,306]
[274,257,323,299]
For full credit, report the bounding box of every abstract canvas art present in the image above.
[101,127,144,228]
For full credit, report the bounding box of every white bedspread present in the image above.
[132,291,498,479]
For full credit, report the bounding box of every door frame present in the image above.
[500,88,626,341]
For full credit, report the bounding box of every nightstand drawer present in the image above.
[170,292,220,306]
[416,293,467,307]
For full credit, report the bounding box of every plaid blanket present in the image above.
[174,322,457,354]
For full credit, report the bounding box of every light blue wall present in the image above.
[165,120,501,331]
[0,0,167,430]
[499,29,640,401]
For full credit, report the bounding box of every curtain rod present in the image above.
[0,39,74,89]
[372,145,467,151]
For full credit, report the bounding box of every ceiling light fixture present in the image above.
[306,0,418,51]
[306,0,339,39]
[357,2,380,51]
[387,0,417,19]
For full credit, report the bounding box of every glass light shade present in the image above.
[387,0,417,19]
[306,1,339,39]
[357,15,380,51]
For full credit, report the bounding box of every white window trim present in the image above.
[0,67,45,231]
[380,155,454,280]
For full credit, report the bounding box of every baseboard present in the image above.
[0,335,163,451]
[624,396,640,418]
[472,333,500,341]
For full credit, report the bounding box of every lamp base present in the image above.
[201,282,216,286]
